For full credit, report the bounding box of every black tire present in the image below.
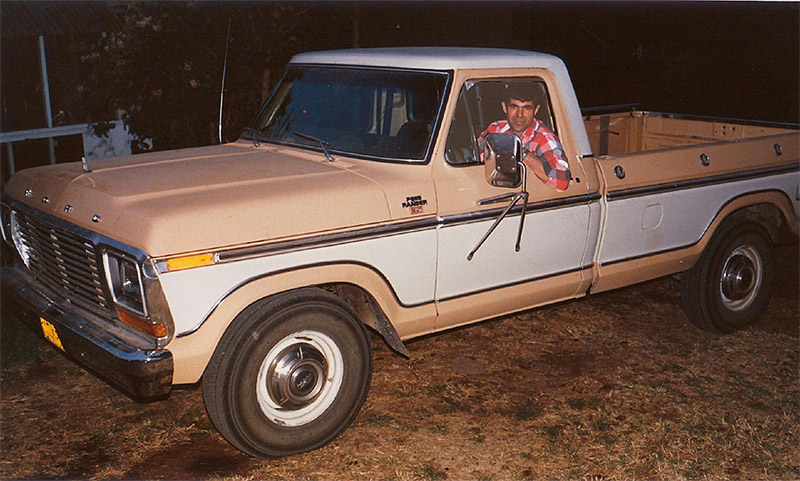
[202,287,372,458]
[680,220,775,333]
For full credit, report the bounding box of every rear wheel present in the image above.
[680,220,774,333]
[202,288,372,458]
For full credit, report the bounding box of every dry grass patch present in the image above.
[2,245,798,480]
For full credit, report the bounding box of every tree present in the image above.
[77,2,344,152]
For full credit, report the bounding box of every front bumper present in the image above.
[1,264,173,400]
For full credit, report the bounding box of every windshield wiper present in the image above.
[243,126,262,147]
[292,131,335,162]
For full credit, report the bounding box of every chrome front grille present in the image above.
[14,211,111,317]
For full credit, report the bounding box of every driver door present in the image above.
[432,75,594,329]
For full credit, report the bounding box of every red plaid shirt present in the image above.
[479,119,571,191]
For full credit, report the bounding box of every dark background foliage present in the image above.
[3,2,798,154]
[76,2,347,150]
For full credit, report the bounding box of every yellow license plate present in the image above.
[40,317,65,352]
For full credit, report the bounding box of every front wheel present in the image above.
[680,220,775,333]
[202,288,372,458]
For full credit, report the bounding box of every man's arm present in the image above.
[528,130,570,191]
[526,156,550,185]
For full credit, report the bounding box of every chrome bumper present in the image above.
[1,264,173,400]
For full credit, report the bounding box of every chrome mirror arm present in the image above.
[476,192,516,206]
[467,163,529,261]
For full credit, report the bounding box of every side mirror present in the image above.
[483,133,522,188]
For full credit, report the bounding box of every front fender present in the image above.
[166,262,436,385]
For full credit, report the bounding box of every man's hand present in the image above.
[524,154,568,192]
[525,156,549,184]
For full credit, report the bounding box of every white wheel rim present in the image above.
[719,245,762,311]
[256,330,344,427]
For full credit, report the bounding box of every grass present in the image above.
[0,307,49,373]
[510,396,543,421]
[1,244,798,480]
[470,426,485,444]
[415,463,447,481]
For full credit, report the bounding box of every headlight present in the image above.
[104,250,169,339]
[104,250,147,317]
[9,211,31,267]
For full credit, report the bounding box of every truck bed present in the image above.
[583,110,796,157]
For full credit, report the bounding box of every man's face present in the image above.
[502,98,537,135]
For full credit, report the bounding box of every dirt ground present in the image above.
[1,245,798,481]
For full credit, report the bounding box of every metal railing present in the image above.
[1,121,124,176]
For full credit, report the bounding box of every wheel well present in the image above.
[320,283,409,357]
[729,202,796,245]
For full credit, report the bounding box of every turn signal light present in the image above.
[166,253,215,271]
[117,309,168,338]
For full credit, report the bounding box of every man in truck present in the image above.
[480,84,571,191]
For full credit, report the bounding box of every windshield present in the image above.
[246,66,449,162]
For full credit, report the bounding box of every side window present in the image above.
[444,79,556,166]
[444,92,479,165]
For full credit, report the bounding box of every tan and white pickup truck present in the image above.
[2,47,798,458]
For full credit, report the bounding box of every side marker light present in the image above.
[166,253,215,271]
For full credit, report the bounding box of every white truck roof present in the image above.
[292,47,563,71]
[290,47,592,156]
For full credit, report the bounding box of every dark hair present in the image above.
[505,84,536,104]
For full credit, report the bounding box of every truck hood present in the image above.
[3,141,391,256]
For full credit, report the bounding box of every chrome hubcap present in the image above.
[720,245,762,311]
[256,330,344,427]
[266,343,327,409]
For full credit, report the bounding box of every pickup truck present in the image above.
[2,47,798,459]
